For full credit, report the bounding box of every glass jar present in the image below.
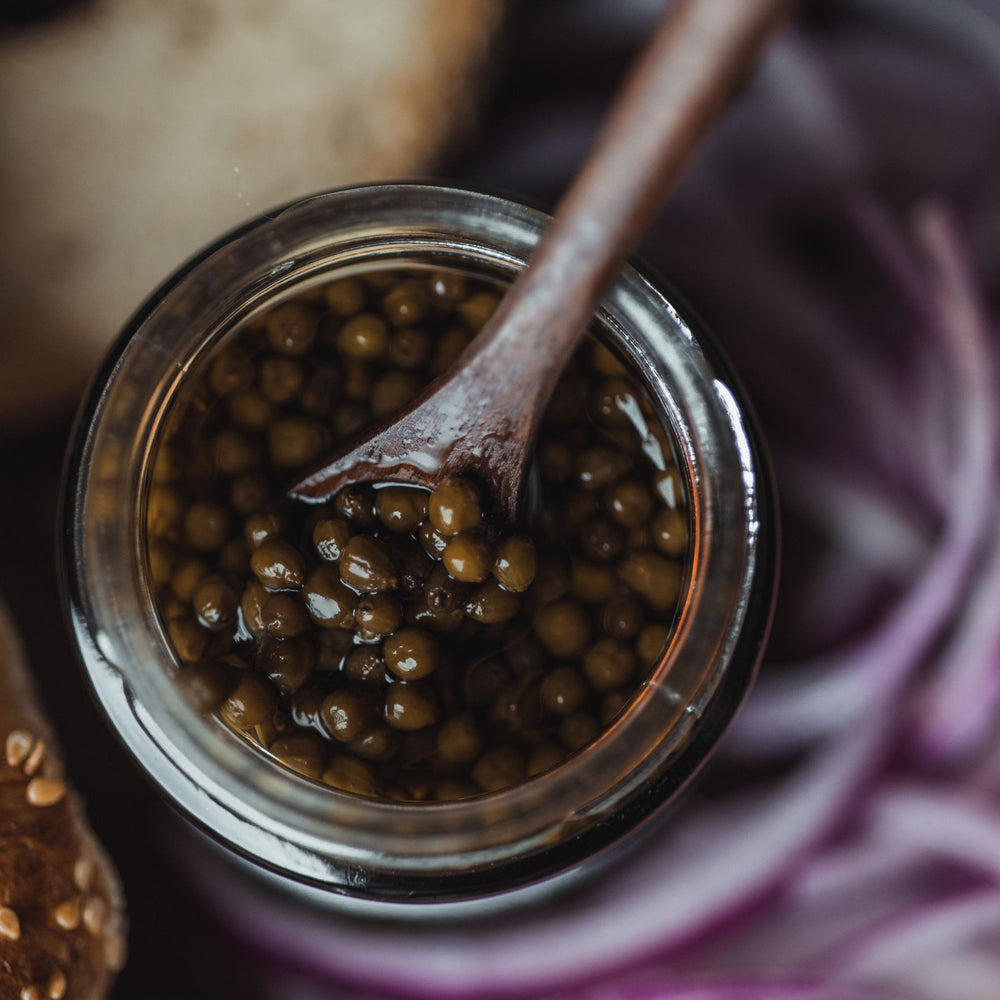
[61,183,776,918]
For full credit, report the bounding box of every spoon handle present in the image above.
[460,0,792,411]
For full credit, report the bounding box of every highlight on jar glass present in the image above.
[61,183,776,910]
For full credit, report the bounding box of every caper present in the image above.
[333,485,378,528]
[383,627,439,680]
[192,574,238,632]
[617,551,683,611]
[432,327,470,374]
[527,742,566,776]
[428,477,481,535]
[570,560,616,603]
[559,712,599,751]
[540,666,588,716]
[602,591,644,639]
[576,447,631,490]
[212,428,261,476]
[167,617,209,662]
[424,562,473,612]
[384,683,437,731]
[583,638,637,692]
[442,531,492,583]
[228,389,275,431]
[322,755,378,796]
[301,363,340,418]
[651,507,688,557]
[337,313,388,360]
[436,715,481,765]
[258,355,304,403]
[148,539,174,585]
[250,538,306,591]
[302,566,357,629]
[342,646,387,685]
[636,623,670,666]
[170,556,208,603]
[338,535,398,593]
[382,281,429,326]
[465,580,521,623]
[244,509,286,551]
[387,326,432,368]
[270,734,326,779]
[355,593,403,639]
[256,636,315,694]
[333,401,370,438]
[375,486,428,533]
[323,277,366,316]
[492,535,538,593]
[176,660,237,714]
[371,371,421,417]
[579,516,623,562]
[459,291,499,330]
[605,479,654,529]
[465,658,510,707]
[267,415,328,469]
[209,348,254,396]
[229,471,270,515]
[534,599,589,657]
[260,593,311,637]
[184,500,230,551]
[428,270,467,301]
[265,301,317,356]
[218,537,251,576]
[472,746,524,792]
[221,673,277,730]
[312,517,353,562]
[349,727,399,761]
[418,520,449,558]
[320,689,374,743]
[240,579,268,636]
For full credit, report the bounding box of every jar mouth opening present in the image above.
[62,183,774,893]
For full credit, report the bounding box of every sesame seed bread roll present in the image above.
[0,597,126,1000]
[0,0,500,434]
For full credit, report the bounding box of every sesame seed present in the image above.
[46,971,66,1000]
[23,739,46,777]
[26,776,66,807]
[73,857,94,893]
[82,896,106,936]
[104,931,128,971]
[21,987,41,1000]
[53,899,81,931]
[5,730,33,769]
[0,905,21,940]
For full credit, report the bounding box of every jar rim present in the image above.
[61,182,776,902]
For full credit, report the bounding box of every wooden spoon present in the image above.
[291,0,792,521]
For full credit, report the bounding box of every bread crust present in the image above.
[0,598,126,1000]
[0,0,500,432]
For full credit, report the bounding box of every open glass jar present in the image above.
[61,183,776,917]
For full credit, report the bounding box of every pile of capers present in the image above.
[146,265,688,801]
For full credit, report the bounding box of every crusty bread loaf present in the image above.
[0,0,499,432]
[0,598,126,1000]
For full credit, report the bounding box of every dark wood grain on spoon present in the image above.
[291,0,792,521]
